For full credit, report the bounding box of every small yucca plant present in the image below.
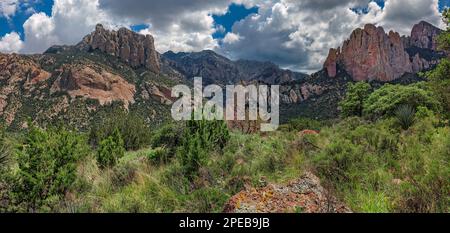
[395,105,416,130]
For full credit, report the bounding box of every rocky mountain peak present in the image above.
[409,20,443,50]
[79,24,161,73]
[325,23,412,82]
[324,21,444,82]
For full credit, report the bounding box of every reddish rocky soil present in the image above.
[223,172,352,213]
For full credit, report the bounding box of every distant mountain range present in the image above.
[162,50,308,85]
[0,21,445,129]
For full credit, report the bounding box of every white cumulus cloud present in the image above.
[0,0,19,19]
[20,0,120,54]
[99,0,238,53]
[219,0,444,73]
[0,32,23,53]
[223,32,242,44]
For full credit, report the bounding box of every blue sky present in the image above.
[0,0,52,39]
[0,0,449,72]
[212,4,258,40]
[441,0,450,10]
[4,0,449,40]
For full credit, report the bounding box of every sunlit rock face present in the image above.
[79,24,161,74]
[409,21,443,51]
[324,21,444,82]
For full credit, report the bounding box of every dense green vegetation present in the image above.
[340,82,372,117]
[425,55,450,120]
[0,104,447,213]
[311,117,449,212]
[3,126,88,212]
[178,118,230,179]
[89,109,152,151]
[96,128,125,169]
[363,83,440,118]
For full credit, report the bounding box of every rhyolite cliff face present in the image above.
[324,21,444,82]
[407,21,443,51]
[279,21,445,120]
[78,24,161,74]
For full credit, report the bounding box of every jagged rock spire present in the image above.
[79,24,161,74]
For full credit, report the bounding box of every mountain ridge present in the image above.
[278,21,445,120]
[324,21,444,82]
[0,20,446,128]
[77,24,161,74]
[162,50,308,85]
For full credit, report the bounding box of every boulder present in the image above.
[223,172,351,213]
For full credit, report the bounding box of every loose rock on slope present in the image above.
[223,172,351,213]
[51,64,136,109]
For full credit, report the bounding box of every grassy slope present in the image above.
[63,116,449,213]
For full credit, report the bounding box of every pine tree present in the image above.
[178,118,230,179]
[96,128,125,169]
[13,126,87,212]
